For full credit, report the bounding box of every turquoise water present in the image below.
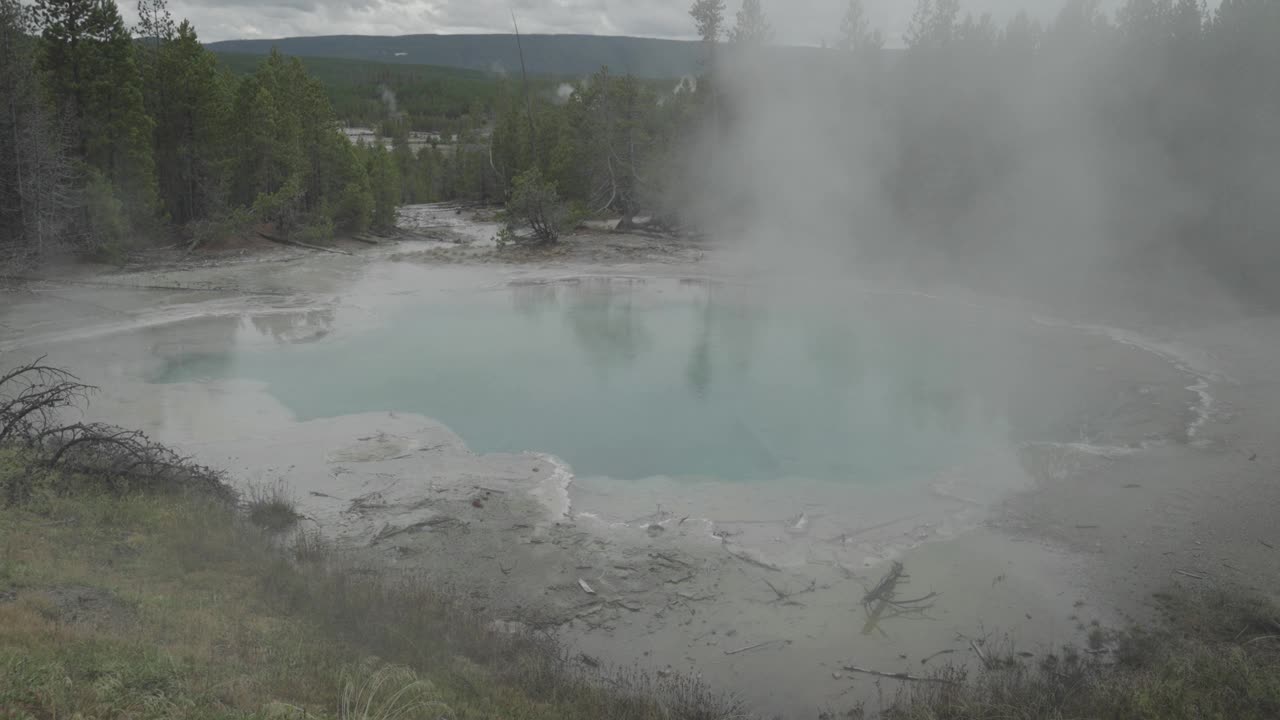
[154,280,1010,484]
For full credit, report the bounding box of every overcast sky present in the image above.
[125,0,1126,46]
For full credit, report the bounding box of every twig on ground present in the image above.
[841,665,958,685]
[725,640,780,656]
[920,649,956,665]
[573,604,603,619]
[762,578,817,605]
[608,599,643,612]
[724,543,782,572]
[764,578,787,600]
[1244,635,1280,646]
[891,592,941,609]
[652,552,691,568]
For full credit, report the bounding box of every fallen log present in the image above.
[257,231,353,256]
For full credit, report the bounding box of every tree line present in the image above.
[468,0,1280,308]
[0,0,400,265]
[862,0,1280,307]
[6,0,1279,309]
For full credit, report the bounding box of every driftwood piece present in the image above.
[724,542,782,572]
[860,561,939,636]
[863,562,906,606]
[841,665,958,685]
[725,640,780,656]
[920,649,957,665]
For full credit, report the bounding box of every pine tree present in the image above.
[574,69,653,226]
[144,19,230,224]
[690,0,726,45]
[229,75,288,208]
[838,0,884,52]
[225,50,379,236]
[729,0,773,45]
[904,0,960,49]
[366,143,399,230]
[0,0,77,259]
[1001,10,1042,55]
[35,0,158,234]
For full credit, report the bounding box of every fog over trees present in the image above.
[453,0,1280,312]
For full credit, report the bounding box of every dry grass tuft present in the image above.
[245,480,300,532]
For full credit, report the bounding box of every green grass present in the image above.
[0,459,740,719]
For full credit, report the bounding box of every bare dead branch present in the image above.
[1,358,235,505]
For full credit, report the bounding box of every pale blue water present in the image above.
[154,280,1010,484]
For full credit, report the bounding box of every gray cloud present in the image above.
[121,0,1118,45]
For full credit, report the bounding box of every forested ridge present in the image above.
[0,0,400,264]
[212,52,520,132]
[205,33,711,79]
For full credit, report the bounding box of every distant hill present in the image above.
[204,34,708,79]
[213,52,513,126]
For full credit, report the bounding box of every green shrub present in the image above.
[504,167,570,244]
[186,207,254,250]
[83,170,130,263]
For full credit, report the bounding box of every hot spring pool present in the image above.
[149,277,1136,486]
